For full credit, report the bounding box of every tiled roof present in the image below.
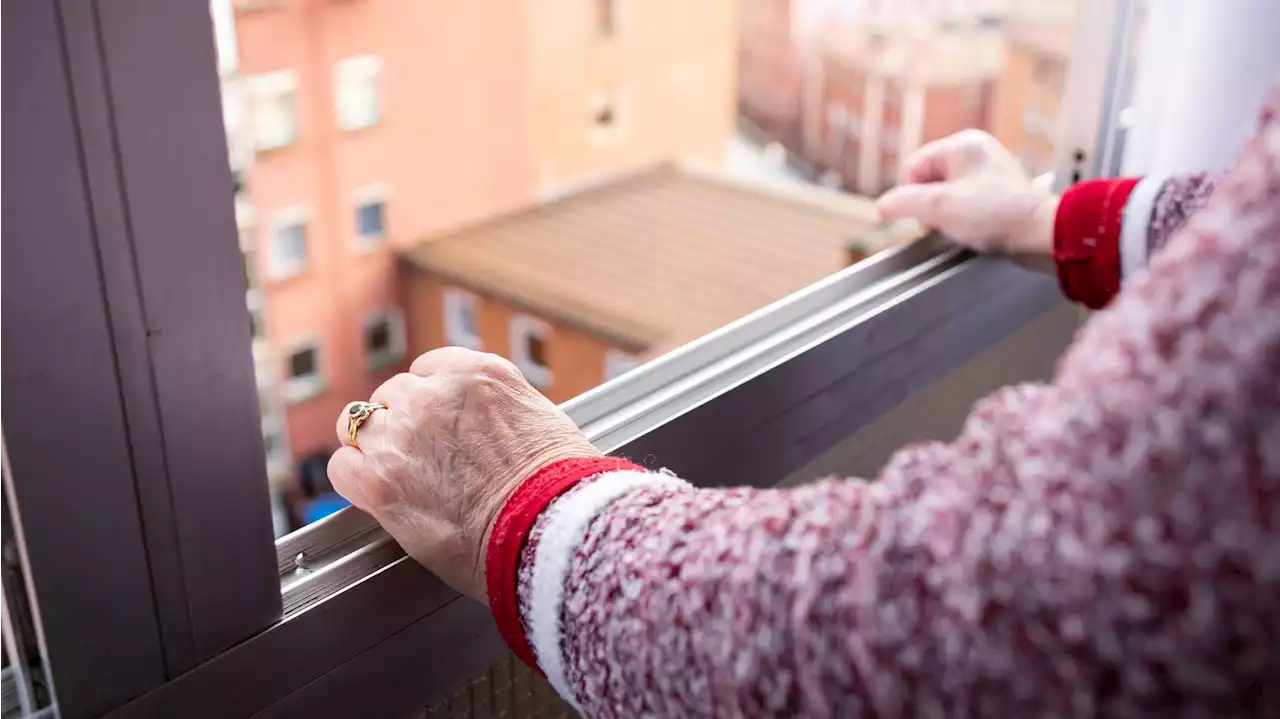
[403,164,895,357]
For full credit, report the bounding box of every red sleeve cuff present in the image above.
[1053,177,1141,309]
[484,455,644,672]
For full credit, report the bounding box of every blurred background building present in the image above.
[211,0,1076,534]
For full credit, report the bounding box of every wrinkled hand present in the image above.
[328,348,599,601]
[877,130,1058,261]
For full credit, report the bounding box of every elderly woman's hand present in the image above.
[327,348,599,601]
[877,130,1058,261]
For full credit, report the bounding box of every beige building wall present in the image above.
[527,0,740,192]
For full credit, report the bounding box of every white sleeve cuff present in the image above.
[1120,174,1168,281]
[526,469,690,709]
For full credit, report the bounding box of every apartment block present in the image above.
[220,0,738,525]
[813,21,1003,196]
[528,0,738,192]
[992,13,1075,175]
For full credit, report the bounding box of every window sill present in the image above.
[337,119,380,134]
[445,334,484,352]
[267,266,310,285]
[518,362,553,389]
[352,236,386,254]
[283,377,327,405]
[365,352,404,374]
[253,137,296,155]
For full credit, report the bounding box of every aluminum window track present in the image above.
[275,234,1052,615]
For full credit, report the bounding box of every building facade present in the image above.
[528,0,738,193]
[221,0,738,526]
[992,13,1075,175]
[814,21,1003,195]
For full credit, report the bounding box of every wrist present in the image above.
[1016,193,1060,258]
[476,446,603,594]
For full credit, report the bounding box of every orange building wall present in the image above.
[237,0,538,462]
[403,273,611,406]
[738,0,806,150]
[993,41,1065,175]
[527,0,739,191]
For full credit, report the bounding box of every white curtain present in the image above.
[1123,0,1280,175]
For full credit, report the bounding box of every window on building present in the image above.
[334,55,382,131]
[260,410,290,477]
[511,314,552,388]
[242,246,257,291]
[355,199,385,242]
[364,308,406,371]
[588,89,627,143]
[604,349,638,381]
[443,288,483,350]
[247,70,298,151]
[247,290,264,340]
[283,340,325,403]
[594,101,615,128]
[268,209,309,279]
[595,0,619,37]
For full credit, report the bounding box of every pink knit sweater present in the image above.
[508,95,1280,716]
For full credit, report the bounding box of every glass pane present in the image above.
[356,201,385,238]
[208,0,1077,538]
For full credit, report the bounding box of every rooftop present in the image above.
[403,164,902,357]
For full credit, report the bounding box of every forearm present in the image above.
[485,120,1275,715]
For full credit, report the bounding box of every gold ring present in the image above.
[345,401,387,450]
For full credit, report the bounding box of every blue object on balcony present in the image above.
[304,492,351,524]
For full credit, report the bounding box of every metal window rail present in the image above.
[110,237,1064,718]
[276,234,964,610]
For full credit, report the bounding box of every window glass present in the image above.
[269,214,308,278]
[511,315,552,388]
[247,70,297,151]
[288,346,317,379]
[355,200,385,240]
[210,0,1075,536]
[334,55,382,131]
[443,288,483,350]
[364,309,405,370]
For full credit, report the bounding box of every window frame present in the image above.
[510,314,554,388]
[443,287,484,350]
[2,4,281,715]
[2,1,1139,717]
[333,54,383,132]
[282,335,327,405]
[351,183,389,247]
[603,349,639,382]
[267,206,310,279]
[363,307,407,372]
[246,69,299,151]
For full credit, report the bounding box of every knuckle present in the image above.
[475,352,523,382]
